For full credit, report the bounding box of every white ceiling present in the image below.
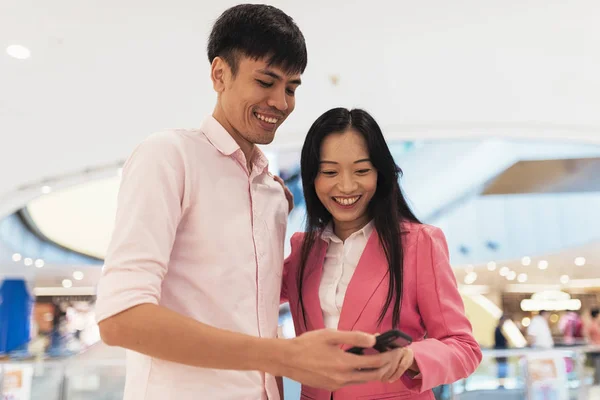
[27,176,120,259]
[2,0,600,214]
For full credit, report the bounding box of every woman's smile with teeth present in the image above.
[333,196,361,206]
[254,112,279,124]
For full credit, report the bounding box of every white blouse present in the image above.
[319,221,375,329]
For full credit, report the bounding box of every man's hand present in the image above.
[273,175,294,213]
[273,329,401,391]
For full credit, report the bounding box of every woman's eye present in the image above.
[321,171,337,176]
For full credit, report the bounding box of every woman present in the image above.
[281,108,482,399]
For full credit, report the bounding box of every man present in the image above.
[95,4,400,400]
[527,310,554,349]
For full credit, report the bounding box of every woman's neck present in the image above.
[333,216,371,242]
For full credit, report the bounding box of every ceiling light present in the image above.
[522,317,531,327]
[521,299,582,311]
[12,253,22,262]
[6,44,31,60]
[560,275,570,285]
[487,261,497,271]
[35,259,44,268]
[62,279,73,288]
[538,260,549,270]
[73,271,84,281]
[574,257,586,267]
[507,271,517,281]
[24,258,33,266]
[518,273,528,283]
[41,185,52,194]
[499,266,510,276]
[521,290,581,311]
[464,271,477,285]
[521,256,531,266]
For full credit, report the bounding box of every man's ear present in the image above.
[211,56,229,93]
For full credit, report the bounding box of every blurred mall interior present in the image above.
[2,1,600,399]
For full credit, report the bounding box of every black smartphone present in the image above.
[346,329,412,355]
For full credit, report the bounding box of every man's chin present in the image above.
[254,131,277,145]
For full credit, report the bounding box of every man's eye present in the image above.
[256,80,273,88]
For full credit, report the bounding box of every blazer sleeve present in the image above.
[402,226,482,392]
[281,232,303,304]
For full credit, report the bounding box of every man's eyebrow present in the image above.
[257,69,301,85]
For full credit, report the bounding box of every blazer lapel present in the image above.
[300,239,328,331]
[337,231,389,332]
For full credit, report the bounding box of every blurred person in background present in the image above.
[558,311,583,346]
[586,308,600,384]
[586,308,600,345]
[494,315,509,388]
[527,310,554,349]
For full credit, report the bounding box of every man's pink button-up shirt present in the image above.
[95,116,288,400]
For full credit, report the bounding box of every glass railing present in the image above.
[447,346,600,400]
[2,346,600,399]
[0,358,126,400]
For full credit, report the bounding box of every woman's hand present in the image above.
[380,346,419,383]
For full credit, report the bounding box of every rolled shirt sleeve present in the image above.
[95,132,188,323]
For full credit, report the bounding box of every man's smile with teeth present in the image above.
[254,112,279,124]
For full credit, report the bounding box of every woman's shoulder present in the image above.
[289,231,307,247]
[290,231,307,239]
[287,231,313,260]
[400,220,443,237]
[285,232,321,278]
[400,221,447,249]
[287,231,328,262]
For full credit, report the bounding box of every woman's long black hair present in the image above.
[297,108,421,328]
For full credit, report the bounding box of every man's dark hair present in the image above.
[592,308,600,319]
[207,4,307,76]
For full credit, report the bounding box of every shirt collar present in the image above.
[252,146,270,174]
[200,116,239,156]
[200,116,270,173]
[321,220,375,243]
